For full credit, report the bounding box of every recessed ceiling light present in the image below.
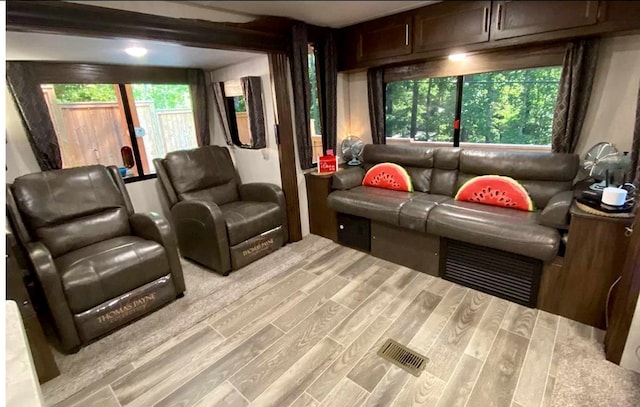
[125,47,148,57]
[448,53,468,61]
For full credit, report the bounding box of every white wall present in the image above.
[577,34,640,155]
[339,34,640,156]
[209,55,282,187]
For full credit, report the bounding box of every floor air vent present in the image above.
[442,239,542,307]
[377,339,428,376]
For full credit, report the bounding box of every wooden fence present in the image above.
[41,85,197,169]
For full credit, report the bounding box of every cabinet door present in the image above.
[414,1,491,53]
[492,1,599,40]
[356,14,412,62]
[600,1,640,25]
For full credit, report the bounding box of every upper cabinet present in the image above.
[491,1,598,40]
[414,1,491,53]
[337,0,640,71]
[355,14,413,62]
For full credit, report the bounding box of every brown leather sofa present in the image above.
[329,144,579,262]
[154,146,287,275]
[7,165,185,353]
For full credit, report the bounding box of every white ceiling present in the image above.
[190,1,437,28]
[5,31,261,69]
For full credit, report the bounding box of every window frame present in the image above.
[382,44,566,151]
[30,62,193,183]
[385,68,562,151]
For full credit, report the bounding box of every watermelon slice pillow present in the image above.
[455,175,535,212]
[362,163,413,192]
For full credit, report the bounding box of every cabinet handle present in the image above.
[405,24,409,46]
[483,7,489,33]
[497,3,503,31]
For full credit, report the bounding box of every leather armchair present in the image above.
[7,165,185,353]
[154,146,287,275]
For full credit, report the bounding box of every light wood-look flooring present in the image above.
[54,243,603,407]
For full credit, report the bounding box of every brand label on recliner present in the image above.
[242,238,274,257]
[97,293,156,325]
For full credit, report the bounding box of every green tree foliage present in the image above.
[53,84,117,102]
[52,83,193,110]
[308,50,322,136]
[385,67,562,145]
[131,84,192,110]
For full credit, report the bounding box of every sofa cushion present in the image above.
[399,193,450,232]
[57,236,169,313]
[457,150,578,209]
[220,201,282,246]
[427,200,560,261]
[362,144,435,192]
[328,186,413,226]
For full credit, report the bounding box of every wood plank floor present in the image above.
[53,241,603,407]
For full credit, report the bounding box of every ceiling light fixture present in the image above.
[448,52,468,61]
[125,47,148,58]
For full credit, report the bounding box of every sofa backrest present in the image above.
[360,144,579,209]
[456,150,579,209]
[162,146,240,206]
[363,144,436,193]
[11,165,132,258]
[362,144,461,195]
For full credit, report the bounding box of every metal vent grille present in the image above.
[443,239,542,307]
[377,339,428,376]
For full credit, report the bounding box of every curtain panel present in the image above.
[241,76,267,149]
[290,23,314,170]
[211,82,233,146]
[551,39,599,154]
[188,69,210,146]
[367,68,386,144]
[315,30,338,154]
[6,62,63,170]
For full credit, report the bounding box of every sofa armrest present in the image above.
[25,242,81,351]
[171,200,232,275]
[238,183,288,242]
[130,213,185,294]
[539,191,574,229]
[332,167,365,190]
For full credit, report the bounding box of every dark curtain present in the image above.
[241,76,267,149]
[290,22,314,170]
[551,39,599,153]
[211,82,233,145]
[629,85,640,187]
[367,67,386,144]
[188,69,210,146]
[6,62,62,170]
[315,30,338,154]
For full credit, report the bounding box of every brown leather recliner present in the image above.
[7,165,185,353]
[154,146,287,276]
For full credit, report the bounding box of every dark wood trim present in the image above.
[269,53,302,242]
[123,174,158,184]
[16,61,189,85]
[384,43,566,82]
[7,1,288,54]
[338,0,640,72]
[606,224,640,364]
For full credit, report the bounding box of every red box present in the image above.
[318,155,338,173]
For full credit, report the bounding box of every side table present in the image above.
[539,205,632,329]
[304,170,338,241]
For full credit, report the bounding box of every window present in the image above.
[385,66,562,147]
[222,80,251,147]
[308,45,323,163]
[41,83,198,180]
